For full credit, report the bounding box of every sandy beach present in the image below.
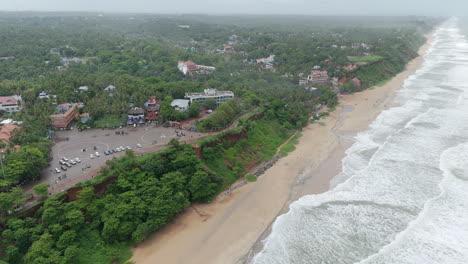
[130,32,435,264]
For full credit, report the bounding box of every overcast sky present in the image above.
[0,0,466,15]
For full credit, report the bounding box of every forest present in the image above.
[0,12,437,264]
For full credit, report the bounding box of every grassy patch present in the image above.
[349,55,384,63]
[278,132,302,156]
[375,77,392,87]
[246,174,257,182]
[93,114,126,128]
[76,228,132,264]
[202,119,291,185]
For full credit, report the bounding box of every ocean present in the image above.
[252,17,468,264]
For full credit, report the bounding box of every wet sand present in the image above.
[130,32,435,264]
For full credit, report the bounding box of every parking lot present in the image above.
[36,125,204,193]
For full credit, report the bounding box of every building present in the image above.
[80,113,91,123]
[185,89,234,106]
[78,86,89,92]
[171,99,190,112]
[104,85,116,91]
[307,71,329,84]
[299,79,309,86]
[38,92,50,99]
[352,78,362,87]
[332,77,340,86]
[222,45,235,53]
[256,54,275,64]
[50,103,79,129]
[342,64,357,71]
[0,124,20,146]
[0,95,23,113]
[127,107,145,125]
[144,96,161,121]
[178,60,198,75]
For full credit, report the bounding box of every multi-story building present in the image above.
[307,71,329,84]
[0,95,23,113]
[145,96,161,121]
[50,103,79,129]
[185,89,235,106]
[171,99,190,112]
[177,61,216,75]
[127,107,145,125]
[177,60,199,75]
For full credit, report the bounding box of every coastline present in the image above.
[130,32,435,264]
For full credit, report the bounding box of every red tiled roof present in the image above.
[0,96,18,106]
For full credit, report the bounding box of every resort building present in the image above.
[185,89,235,106]
[307,71,329,84]
[50,103,79,129]
[0,95,23,113]
[177,61,216,75]
[171,99,190,112]
[127,107,145,125]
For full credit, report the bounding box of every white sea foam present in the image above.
[252,18,468,264]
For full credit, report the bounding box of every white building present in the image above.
[0,95,22,113]
[256,54,275,64]
[104,85,116,91]
[38,92,50,99]
[185,89,234,106]
[78,86,89,92]
[171,99,190,111]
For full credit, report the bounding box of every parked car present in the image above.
[54,168,61,173]
[62,157,68,162]
[95,152,100,157]
[61,166,67,171]
[90,154,94,159]
[70,160,76,165]
[59,160,65,165]
[65,163,72,167]
[136,143,142,148]
[75,158,81,163]
[126,146,131,150]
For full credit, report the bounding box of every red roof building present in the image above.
[0,124,20,146]
[50,104,79,129]
[145,96,162,121]
[307,71,329,84]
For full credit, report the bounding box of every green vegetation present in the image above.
[246,174,257,182]
[92,115,126,128]
[348,55,384,63]
[1,144,221,264]
[0,13,437,264]
[196,100,242,131]
[278,132,302,156]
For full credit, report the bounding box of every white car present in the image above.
[126,146,131,150]
[136,143,142,148]
[70,160,77,165]
[95,152,100,157]
[54,168,61,173]
[62,157,68,162]
[75,158,81,163]
[90,154,94,159]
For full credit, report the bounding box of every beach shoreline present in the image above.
[130,32,435,264]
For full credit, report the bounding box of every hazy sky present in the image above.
[0,0,466,15]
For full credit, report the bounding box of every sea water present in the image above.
[252,17,468,264]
